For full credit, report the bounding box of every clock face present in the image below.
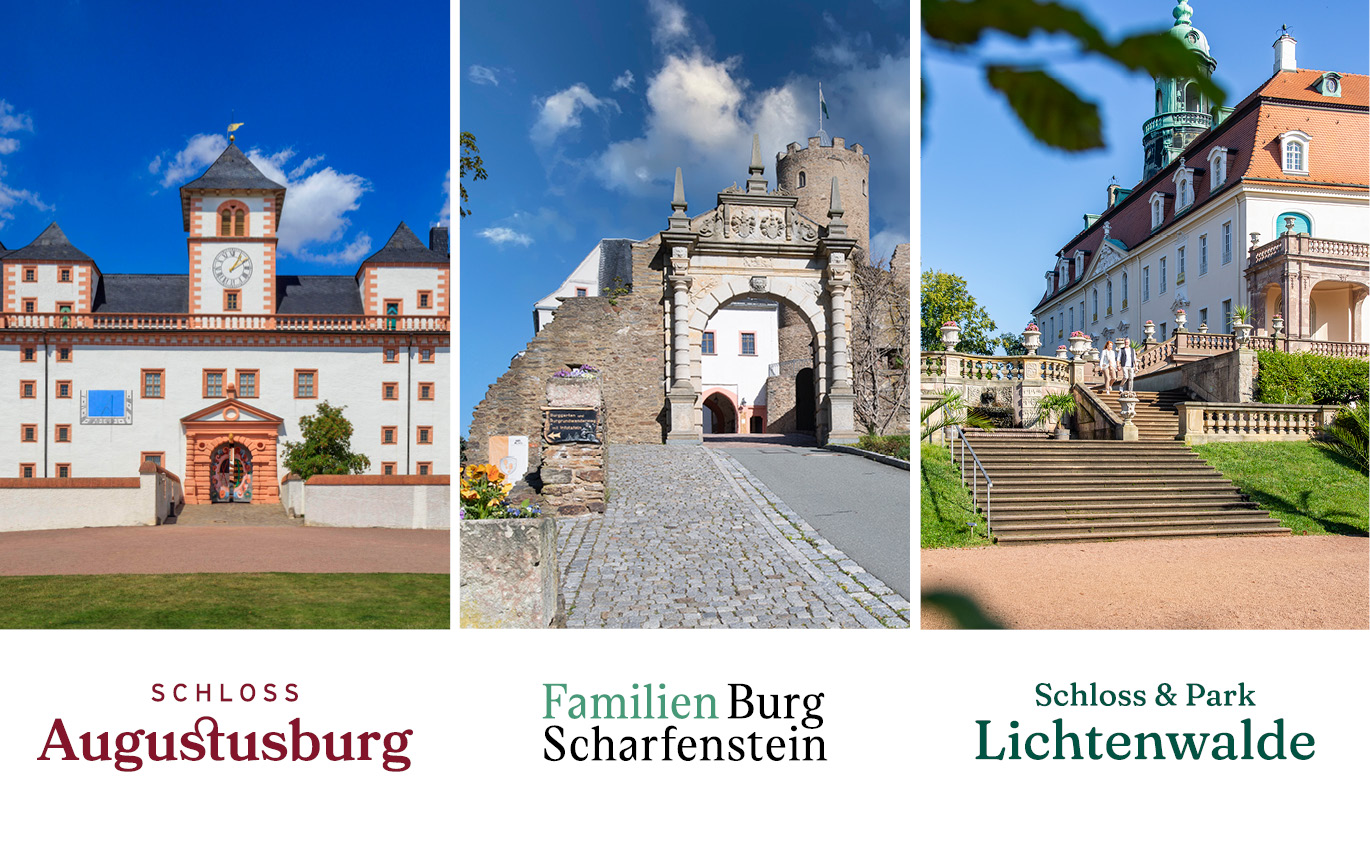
[213,247,253,288]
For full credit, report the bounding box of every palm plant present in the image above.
[1323,404,1368,473]
[1232,304,1252,324]
[1035,391,1077,432]
[921,389,995,442]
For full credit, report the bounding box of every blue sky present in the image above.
[0,1,448,273]
[922,0,1369,342]
[459,0,911,436]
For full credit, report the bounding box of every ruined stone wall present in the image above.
[467,239,668,469]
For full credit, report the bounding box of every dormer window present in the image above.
[1150,192,1166,229]
[1073,250,1085,279]
[1317,72,1343,97]
[1172,161,1196,211]
[1280,130,1311,175]
[1207,146,1228,190]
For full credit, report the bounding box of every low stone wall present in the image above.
[302,475,450,529]
[459,517,562,628]
[281,475,306,518]
[1136,348,1257,403]
[0,466,181,532]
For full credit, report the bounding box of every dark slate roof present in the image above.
[93,275,190,313]
[276,276,364,314]
[429,226,449,256]
[5,223,94,262]
[597,238,634,290]
[361,222,448,265]
[181,143,284,192]
[179,143,287,230]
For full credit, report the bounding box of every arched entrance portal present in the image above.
[209,442,254,503]
[702,393,737,433]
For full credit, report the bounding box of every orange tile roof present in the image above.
[1245,101,1368,185]
[1257,68,1368,106]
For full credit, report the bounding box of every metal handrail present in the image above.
[951,425,993,538]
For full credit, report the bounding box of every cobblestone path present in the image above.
[558,445,909,628]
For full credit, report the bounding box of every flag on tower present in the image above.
[819,85,829,120]
[227,122,245,133]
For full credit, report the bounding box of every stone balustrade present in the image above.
[921,351,1076,429]
[1175,402,1339,443]
[2,312,450,332]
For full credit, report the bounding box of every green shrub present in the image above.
[857,434,911,461]
[1255,351,1369,405]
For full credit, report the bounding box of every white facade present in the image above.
[700,300,780,433]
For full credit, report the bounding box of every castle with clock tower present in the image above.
[1,139,450,507]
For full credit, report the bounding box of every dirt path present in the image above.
[922,535,1368,629]
[0,527,449,575]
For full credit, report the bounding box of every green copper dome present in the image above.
[1170,0,1211,57]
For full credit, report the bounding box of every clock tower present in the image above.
[179,142,286,315]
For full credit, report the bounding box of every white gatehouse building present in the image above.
[2,141,450,505]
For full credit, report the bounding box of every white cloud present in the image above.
[0,100,34,134]
[870,229,908,264]
[436,170,450,227]
[531,84,618,146]
[151,133,228,188]
[477,226,533,247]
[247,148,372,265]
[0,101,46,230]
[612,70,636,92]
[468,65,500,86]
[288,154,326,180]
[649,0,690,48]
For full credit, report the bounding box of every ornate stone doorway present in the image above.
[209,441,254,503]
[181,395,284,505]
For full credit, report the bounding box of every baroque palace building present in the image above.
[1,141,450,504]
[1034,2,1368,350]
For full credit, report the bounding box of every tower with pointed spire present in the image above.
[1142,0,1219,181]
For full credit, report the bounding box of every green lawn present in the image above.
[1194,441,1369,536]
[857,433,911,461]
[0,573,449,629]
[920,442,992,548]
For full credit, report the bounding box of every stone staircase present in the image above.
[1093,388,1187,440]
[957,428,1290,545]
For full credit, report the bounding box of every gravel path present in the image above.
[922,535,1368,629]
[0,527,449,575]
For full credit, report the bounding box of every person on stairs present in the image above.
[1098,339,1118,394]
[1117,339,1138,393]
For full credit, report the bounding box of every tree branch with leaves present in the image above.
[460,131,488,218]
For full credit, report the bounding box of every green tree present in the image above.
[996,332,1028,356]
[922,0,1225,151]
[921,269,998,355]
[282,402,371,478]
[459,131,488,218]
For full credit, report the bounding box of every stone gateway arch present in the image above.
[664,136,860,444]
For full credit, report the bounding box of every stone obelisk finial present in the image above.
[668,166,691,231]
[746,133,767,193]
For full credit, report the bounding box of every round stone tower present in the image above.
[776,136,871,258]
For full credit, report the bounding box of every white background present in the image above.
[4,5,1367,847]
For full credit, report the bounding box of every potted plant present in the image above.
[1174,308,1188,332]
[1143,319,1156,343]
[1056,344,1068,359]
[1037,391,1077,440]
[1232,304,1253,343]
[941,320,960,351]
[1272,313,1284,336]
[1068,330,1089,359]
[1022,322,1041,353]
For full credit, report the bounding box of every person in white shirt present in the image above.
[1098,339,1118,394]
[1117,338,1138,392]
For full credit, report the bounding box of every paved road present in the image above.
[713,441,911,600]
[557,444,908,628]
